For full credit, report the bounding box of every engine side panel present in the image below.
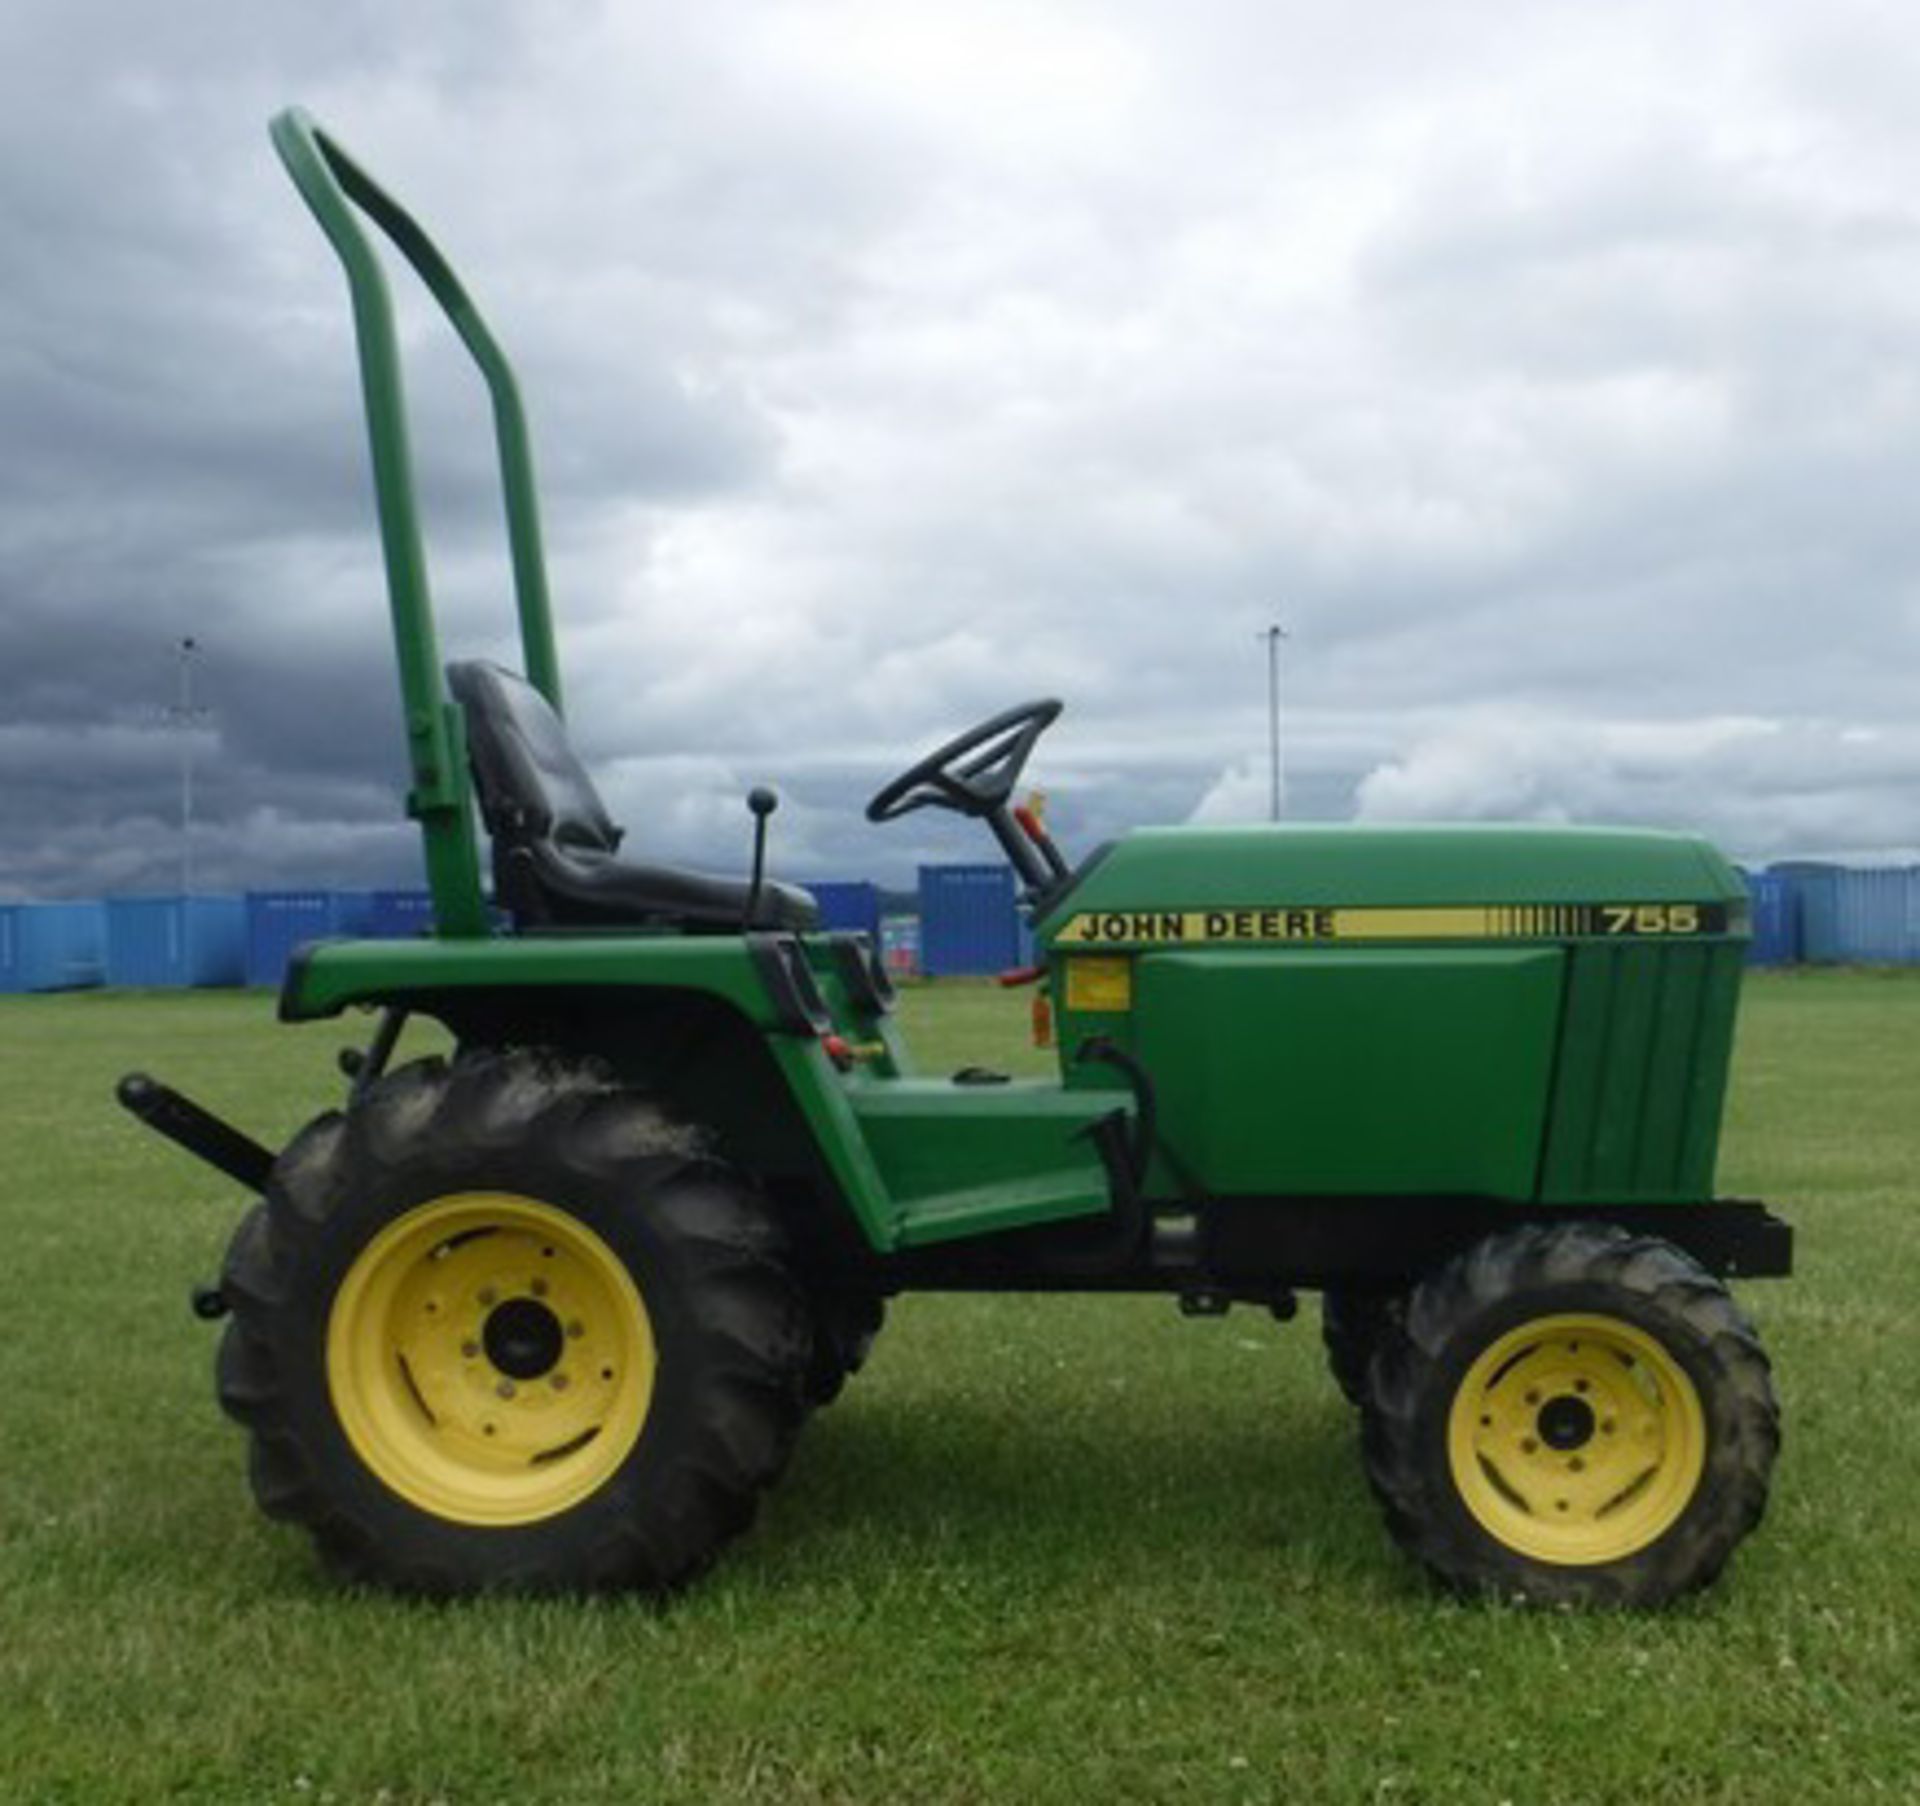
[1134,947,1564,1199]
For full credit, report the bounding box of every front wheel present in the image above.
[1362,1223,1780,1607]
[1320,1288,1406,1408]
[216,1051,812,1595]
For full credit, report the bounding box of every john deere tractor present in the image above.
[121,111,1788,1608]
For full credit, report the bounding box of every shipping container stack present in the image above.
[1751,862,1920,966]
[7,862,1910,997]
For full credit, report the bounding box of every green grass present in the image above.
[1,971,1915,1803]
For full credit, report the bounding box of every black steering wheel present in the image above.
[866,699,1063,823]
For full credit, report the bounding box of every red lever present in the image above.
[822,1033,887,1070]
[997,964,1045,987]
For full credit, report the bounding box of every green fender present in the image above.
[281,936,1118,1253]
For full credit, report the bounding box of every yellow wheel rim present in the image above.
[327,1193,654,1527]
[1447,1312,1706,1566]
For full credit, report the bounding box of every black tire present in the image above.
[803,1289,887,1408]
[1320,1289,1407,1408]
[1362,1222,1779,1608]
[215,1050,812,1595]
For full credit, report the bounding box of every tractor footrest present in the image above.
[891,1170,1112,1249]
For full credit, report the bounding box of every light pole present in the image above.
[1258,623,1288,822]
[165,637,211,895]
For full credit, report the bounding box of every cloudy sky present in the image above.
[5,0,1920,899]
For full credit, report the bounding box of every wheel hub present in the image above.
[1446,1312,1707,1566]
[483,1296,565,1380]
[1536,1393,1596,1452]
[326,1193,655,1527]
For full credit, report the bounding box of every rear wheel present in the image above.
[804,1289,887,1407]
[216,1050,811,1595]
[1362,1223,1779,1607]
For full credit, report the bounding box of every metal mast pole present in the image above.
[167,637,209,895]
[1259,623,1288,822]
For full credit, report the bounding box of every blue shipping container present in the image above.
[106,895,247,987]
[1823,867,1920,964]
[0,907,17,993]
[246,890,355,988]
[918,864,1021,977]
[334,889,378,936]
[807,881,882,940]
[368,888,436,939]
[10,901,107,992]
[1744,870,1799,967]
[1784,865,1842,964]
[1780,863,1920,965]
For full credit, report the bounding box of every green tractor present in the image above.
[121,111,1787,1608]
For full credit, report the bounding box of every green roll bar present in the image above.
[270,106,565,937]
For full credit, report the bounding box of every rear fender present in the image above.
[281,937,898,1249]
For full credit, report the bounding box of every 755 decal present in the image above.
[1599,904,1709,935]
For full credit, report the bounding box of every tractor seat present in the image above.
[447,660,818,935]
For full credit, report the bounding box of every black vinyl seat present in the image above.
[447,660,818,934]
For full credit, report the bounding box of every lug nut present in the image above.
[496,1380,516,1399]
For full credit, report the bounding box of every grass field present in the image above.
[0,971,1915,1803]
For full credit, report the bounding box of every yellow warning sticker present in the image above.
[1064,956,1133,1012]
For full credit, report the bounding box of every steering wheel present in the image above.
[866,699,1063,823]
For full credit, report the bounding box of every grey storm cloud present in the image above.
[3,0,1920,900]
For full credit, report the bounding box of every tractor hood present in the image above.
[1035,823,1746,949]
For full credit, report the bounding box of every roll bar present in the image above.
[270,107,564,936]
